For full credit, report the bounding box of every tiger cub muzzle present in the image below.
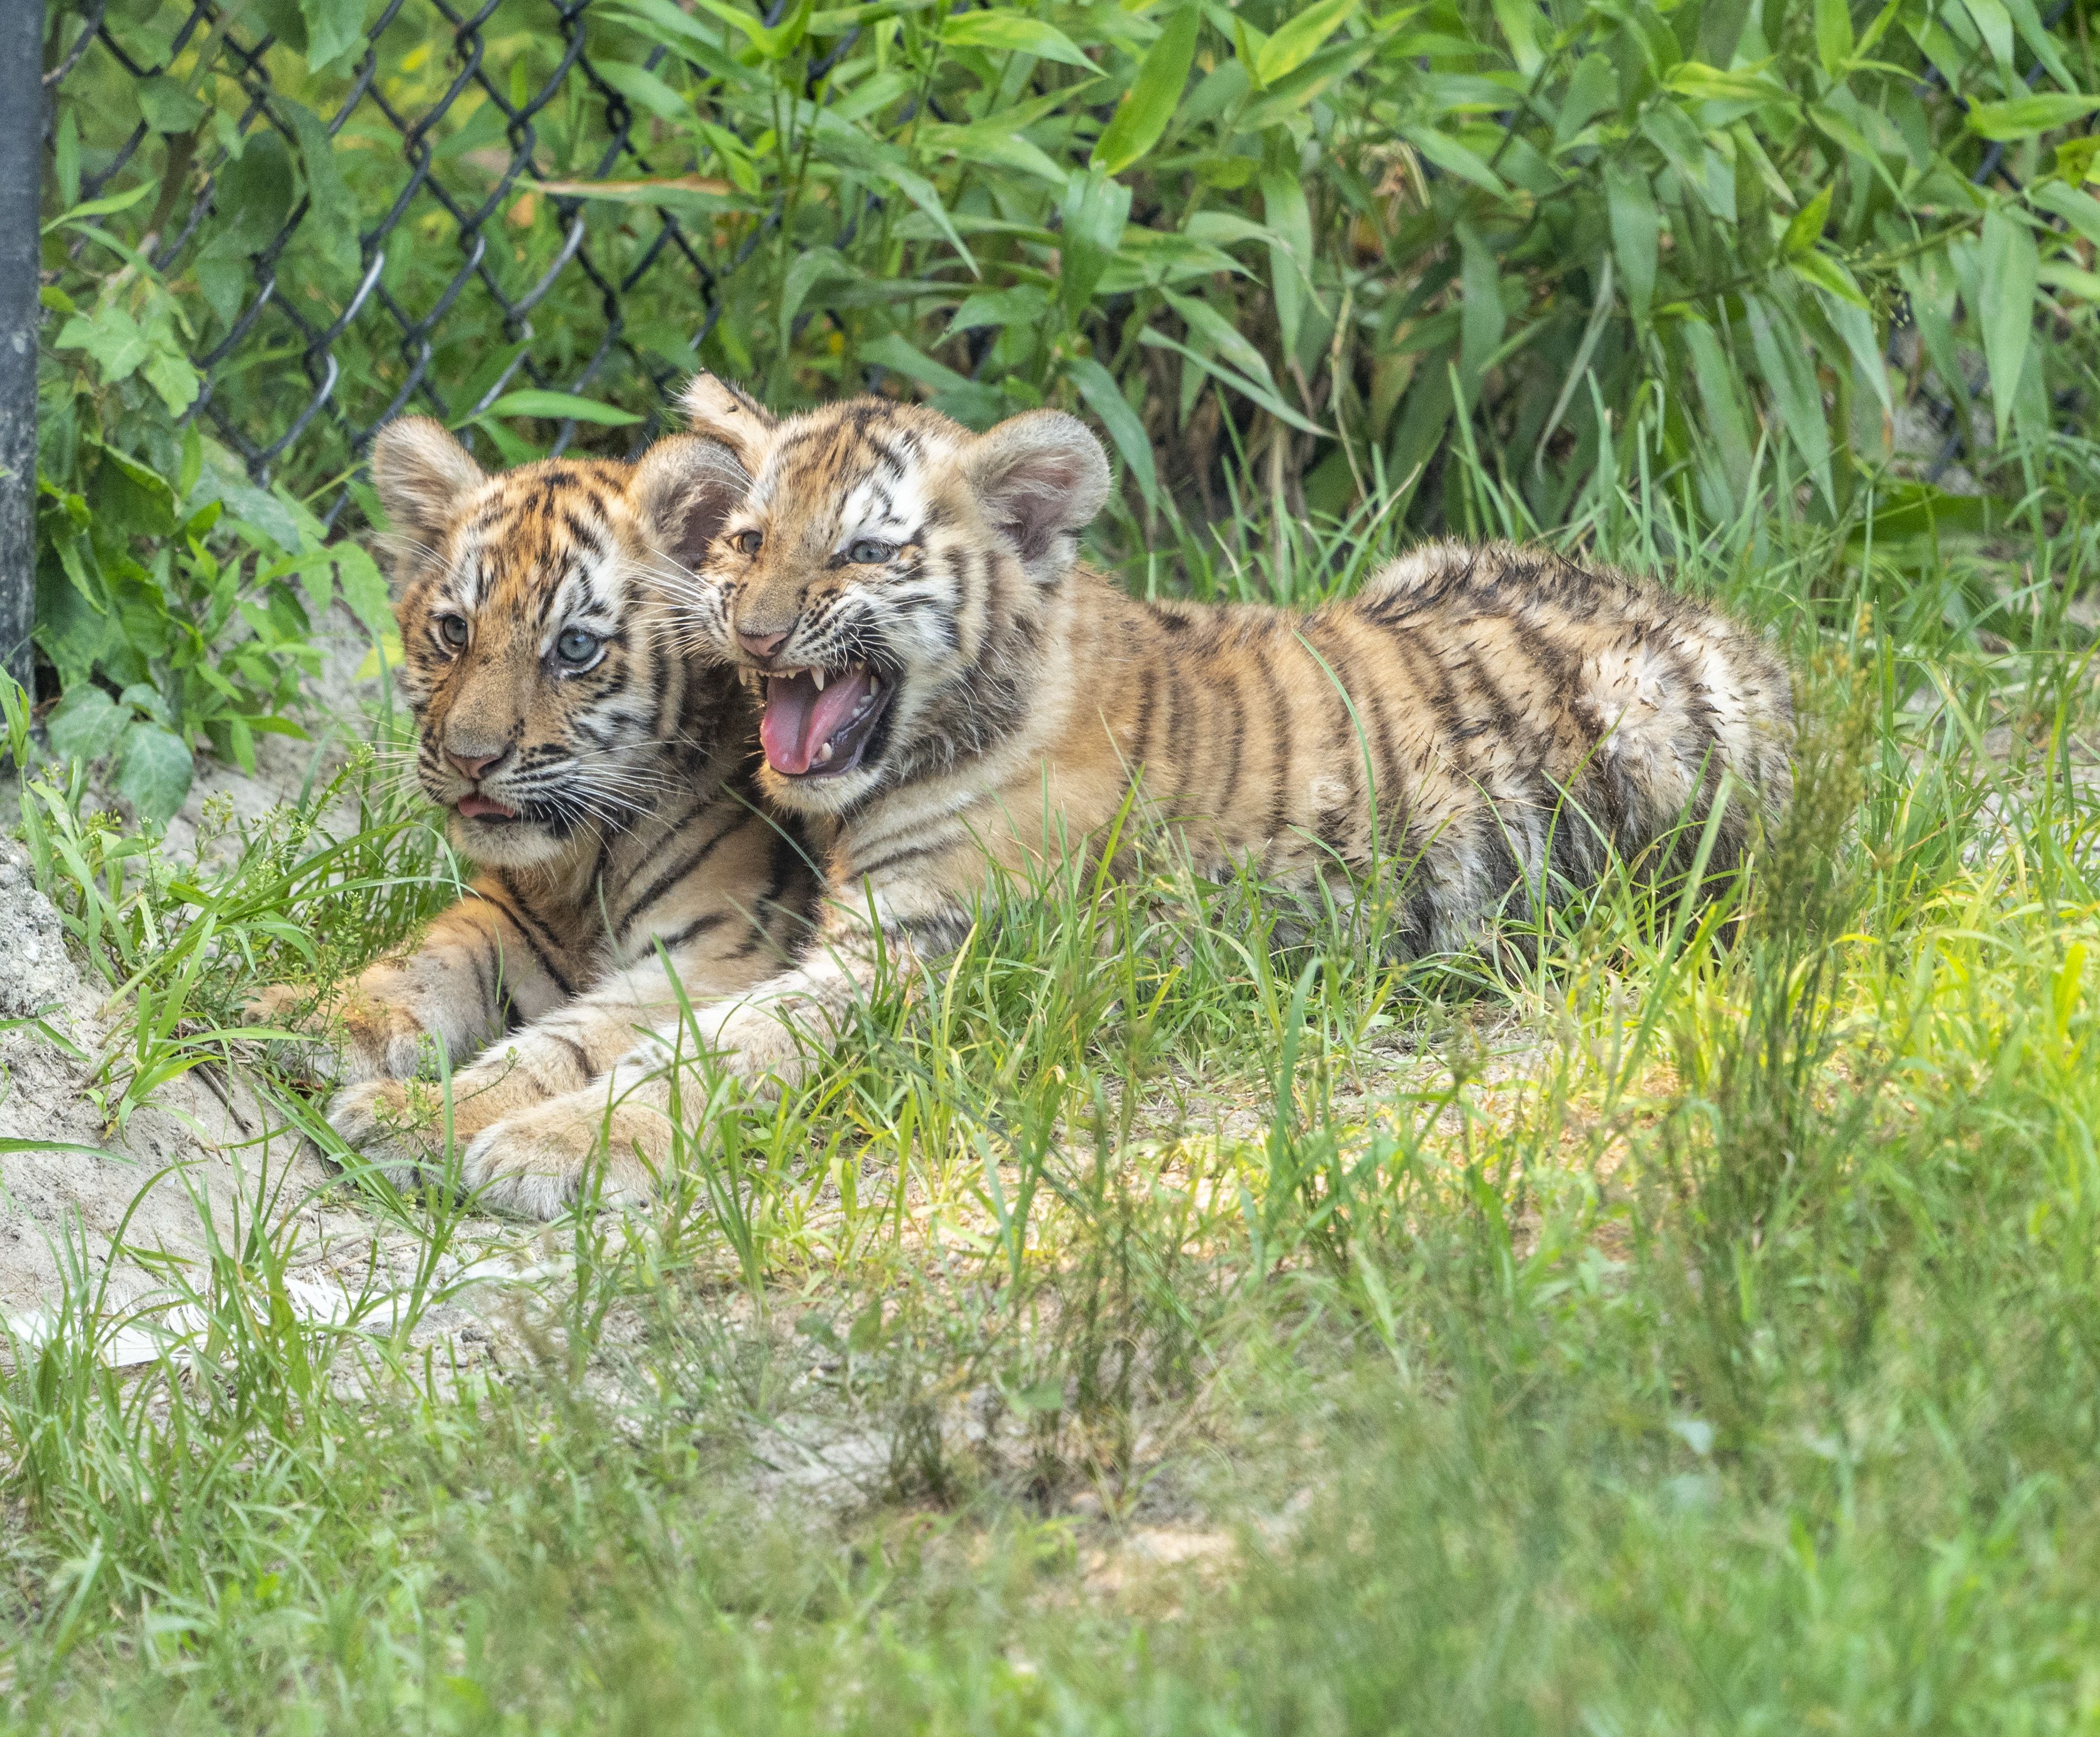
[741,658,896,780]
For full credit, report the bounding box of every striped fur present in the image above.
[253,419,817,1217]
[625,380,1794,1107]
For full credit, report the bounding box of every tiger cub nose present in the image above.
[737,628,789,660]
[446,745,510,780]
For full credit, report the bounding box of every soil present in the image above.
[0,620,544,1359]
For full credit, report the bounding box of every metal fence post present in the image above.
[0,0,41,697]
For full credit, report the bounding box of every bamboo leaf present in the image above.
[1966,94,2100,140]
[1138,329,1331,436]
[1065,356,1158,507]
[942,12,1096,70]
[1979,208,2039,437]
[1093,6,1201,175]
[1604,164,1657,320]
[1814,0,1854,74]
[1743,290,1834,506]
[1254,0,1357,85]
[473,391,644,427]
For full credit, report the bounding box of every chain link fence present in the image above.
[42,0,778,519]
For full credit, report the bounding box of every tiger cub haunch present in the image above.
[251,419,817,1218]
[639,377,1792,1101]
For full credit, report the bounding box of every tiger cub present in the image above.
[598,376,1794,1111]
[251,418,816,1218]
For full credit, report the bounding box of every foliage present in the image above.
[35,197,392,817]
[34,0,2100,794]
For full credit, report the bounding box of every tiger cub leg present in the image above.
[325,961,686,1190]
[247,877,575,1085]
[456,908,941,1218]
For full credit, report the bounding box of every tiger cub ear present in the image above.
[963,410,1111,583]
[629,433,752,572]
[369,417,485,550]
[676,372,775,475]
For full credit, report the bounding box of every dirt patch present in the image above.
[0,625,545,1352]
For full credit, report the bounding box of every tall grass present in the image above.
[1,422,2095,1724]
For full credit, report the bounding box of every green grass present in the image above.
[5,449,2100,1732]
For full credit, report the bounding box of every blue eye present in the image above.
[437,614,469,649]
[848,539,895,564]
[556,627,601,666]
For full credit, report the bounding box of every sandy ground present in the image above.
[0,619,546,1361]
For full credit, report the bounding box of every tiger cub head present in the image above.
[669,375,1112,816]
[369,418,745,867]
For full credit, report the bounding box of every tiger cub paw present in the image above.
[248,980,441,1086]
[454,1094,674,1221]
[326,1077,453,1187]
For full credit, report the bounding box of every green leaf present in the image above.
[1254,0,1356,85]
[1260,164,1315,357]
[1399,125,1505,194]
[1160,288,1278,392]
[1663,62,1791,105]
[1790,249,1870,309]
[1782,183,1833,257]
[44,687,127,763]
[1455,222,1506,400]
[1139,330,1332,437]
[137,76,206,133]
[1743,290,1834,507]
[946,284,1050,338]
[941,12,1095,70]
[1058,168,1132,323]
[114,722,194,827]
[1679,314,1754,484]
[1965,94,2100,141]
[1978,208,2038,438]
[53,308,150,384]
[282,101,361,277]
[473,391,645,427]
[335,544,393,635]
[1093,6,1201,175]
[1814,0,1854,74]
[2033,178,2100,247]
[297,0,366,70]
[594,60,693,123]
[1065,356,1157,508]
[1490,0,1543,76]
[1604,164,1658,321]
[780,247,850,339]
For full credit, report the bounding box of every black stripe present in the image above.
[613,804,740,941]
[1246,635,1294,840]
[476,888,576,998]
[851,836,953,883]
[661,910,728,950]
[1128,665,1159,770]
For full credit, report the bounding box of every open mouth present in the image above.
[757,663,892,779]
[457,792,520,822]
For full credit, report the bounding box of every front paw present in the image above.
[244,981,348,1085]
[249,980,440,1085]
[454,1094,673,1220]
[327,1077,452,1185]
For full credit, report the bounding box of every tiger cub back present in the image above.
[615,379,1792,1103]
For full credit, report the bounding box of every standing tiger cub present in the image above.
[251,419,817,1218]
[598,377,1793,1114]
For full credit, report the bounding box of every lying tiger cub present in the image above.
[557,377,1793,1137]
[253,418,816,1217]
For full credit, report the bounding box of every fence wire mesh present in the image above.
[45,0,764,518]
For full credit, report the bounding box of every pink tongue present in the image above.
[760,669,875,775]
